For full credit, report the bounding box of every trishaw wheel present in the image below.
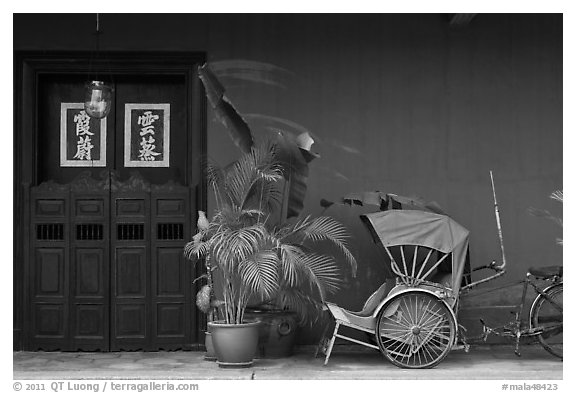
[530,284,563,359]
[376,291,455,369]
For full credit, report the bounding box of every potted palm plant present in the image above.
[185,144,356,366]
[185,145,282,367]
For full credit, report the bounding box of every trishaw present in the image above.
[317,172,563,368]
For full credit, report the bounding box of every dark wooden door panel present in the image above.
[29,186,71,350]
[69,189,110,351]
[115,248,147,298]
[156,303,186,338]
[110,188,150,351]
[75,199,105,218]
[34,304,67,338]
[35,199,67,217]
[73,304,107,349]
[75,305,106,336]
[115,304,147,338]
[156,248,185,296]
[115,199,147,216]
[34,248,67,298]
[150,186,192,350]
[75,249,105,297]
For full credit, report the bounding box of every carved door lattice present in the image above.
[29,171,192,351]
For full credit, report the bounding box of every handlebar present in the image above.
[472,260,504,273]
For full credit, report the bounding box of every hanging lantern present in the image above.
[84,14,112,119]
[84,80,112,119]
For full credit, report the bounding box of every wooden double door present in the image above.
[30,174,193,351]
[23,66,203,351]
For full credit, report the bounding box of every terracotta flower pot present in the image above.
[204,331,217,361]
[208,320,261,368]
[245,308,297,358]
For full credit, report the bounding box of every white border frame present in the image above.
[124,103,170,168]
[60,103,107,167]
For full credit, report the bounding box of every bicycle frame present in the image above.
[464,273,562,356]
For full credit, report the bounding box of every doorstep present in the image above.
[13,344,562,380]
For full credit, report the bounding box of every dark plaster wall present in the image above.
[14,13,562,343]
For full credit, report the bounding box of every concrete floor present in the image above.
[13,344,562,380]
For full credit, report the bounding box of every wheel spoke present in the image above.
[420,339,437,363]
[380,328,412,343]
[421,324,452,342]
[380,312,412,330]
[393,310,413,329]
[416,298,433,326]
[403,297,416,325]
[415,338,423,366]
[388,338,411,360]
[420,312,443,331]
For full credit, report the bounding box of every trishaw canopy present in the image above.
[361,209,470,296]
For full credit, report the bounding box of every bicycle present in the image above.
[459,264,563,359]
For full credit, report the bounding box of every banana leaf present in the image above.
[274,130,320,218]
[199,62,319,219]
[198,64,254,153]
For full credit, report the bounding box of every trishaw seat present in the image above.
[322,282,391,333]
[349,282,390,317]
[528,265,563,279]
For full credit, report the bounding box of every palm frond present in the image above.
[527,207,563,228]
[206,158,225,189]
[212,224,269,271]
[298,216,358,276]
[183,236,210,261]
[283,252,342,301]
[224,145,283,210]
[244,177,283,214]
[550,190,563,203]
[240,209,266,216]
[238,250,280,299]
[262,181,284,212]
[277,243,304,287]
[300,253,342,297]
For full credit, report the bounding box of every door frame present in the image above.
[13,51,207,351]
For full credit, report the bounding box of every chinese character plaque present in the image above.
[60,103,107,167]
[124,103,170,167]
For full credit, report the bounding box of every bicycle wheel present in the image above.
[376,291,456,369]
[530,284,562,359]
